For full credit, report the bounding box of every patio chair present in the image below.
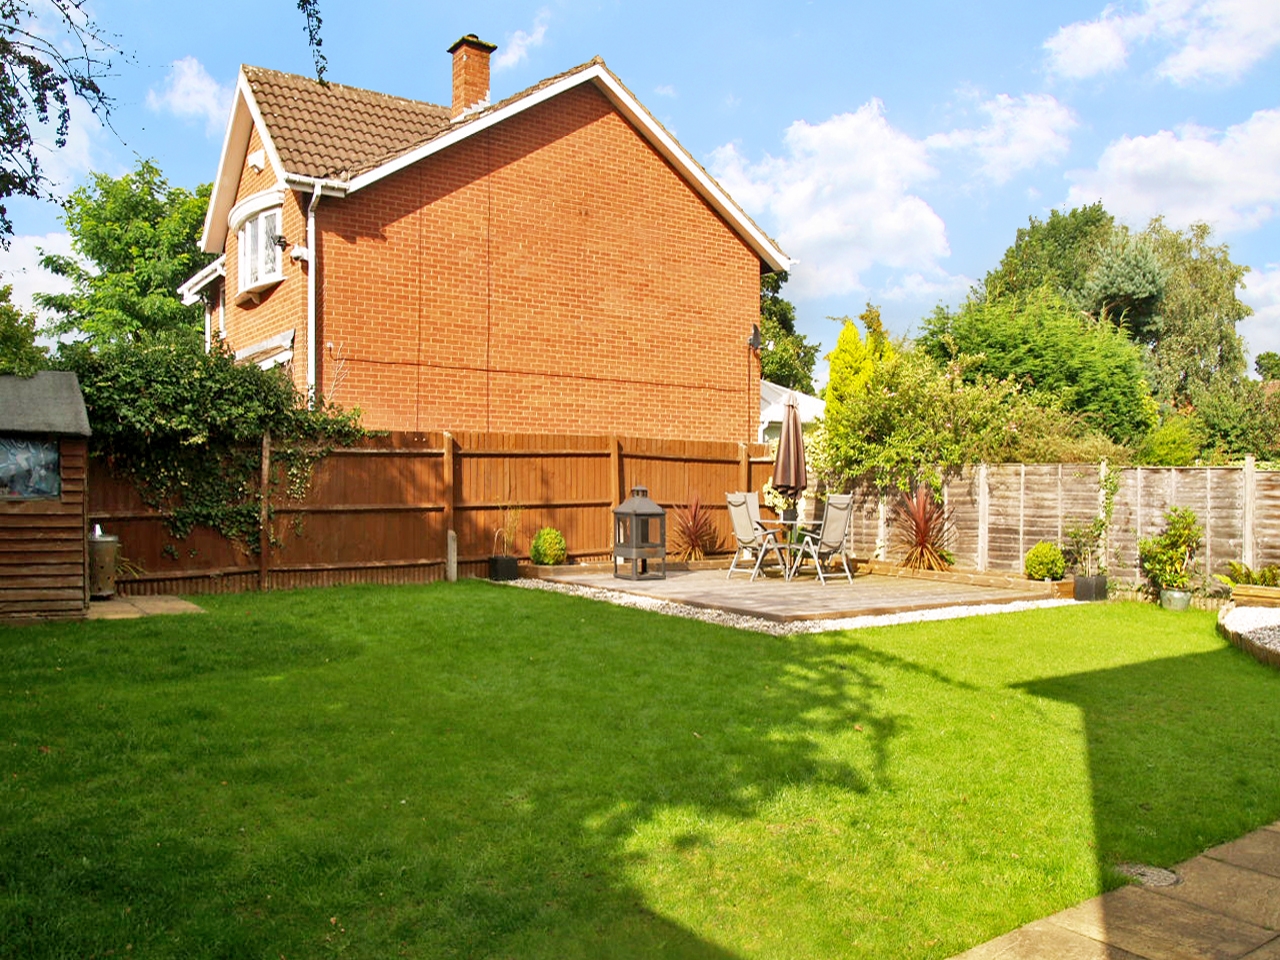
[726,492,789,581]
[788,494,854,584]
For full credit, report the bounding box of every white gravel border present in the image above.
[508,577,1076,635]
[1219,605,1280,658]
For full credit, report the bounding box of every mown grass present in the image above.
[2,582,1278,959]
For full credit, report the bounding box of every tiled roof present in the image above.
[243,66,452,180]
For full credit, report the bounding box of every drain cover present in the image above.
[1115,862,1181,886]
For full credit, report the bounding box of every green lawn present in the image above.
[3,582,1279,959]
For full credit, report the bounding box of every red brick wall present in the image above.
[222,126,310,394]
[222,83,764,442]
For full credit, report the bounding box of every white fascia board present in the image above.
[177,255,226,306]
[200,70,289,255]
[344,63,791,272]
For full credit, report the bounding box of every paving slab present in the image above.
[1049,886,1274,960]
[87,595,204,620]
[1153,856,1280,929]
[541,568,1047,622]
[949,821,1280,960]
[949,917,1145,959]
[1204,828,1280,878]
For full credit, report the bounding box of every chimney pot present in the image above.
[448,34,498,119]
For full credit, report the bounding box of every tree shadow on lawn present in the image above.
[1018,645,1280,882]
[0,582,962,959]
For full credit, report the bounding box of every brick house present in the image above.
[180,35,789,442]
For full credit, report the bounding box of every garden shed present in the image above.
[0,372,92,621]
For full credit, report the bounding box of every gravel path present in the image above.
[509,577,1074,635]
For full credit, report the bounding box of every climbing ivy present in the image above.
[56,330,364,549]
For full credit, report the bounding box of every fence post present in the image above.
[738,442,750,494]
[443,432,456,582]
[609,435,622,508]
[977,463,989,572]
[1244,455,1256,568]
[259,429,271,591]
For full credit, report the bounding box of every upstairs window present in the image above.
[238,207,283,295]
[228,189,287,301]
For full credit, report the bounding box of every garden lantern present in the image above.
[613,485,666,580]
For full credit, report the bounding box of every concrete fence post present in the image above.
[1244,455,1256,568]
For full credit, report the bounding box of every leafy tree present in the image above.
[35,160,212,341]
[821,346,1122,493]
[1255,352,1280,381]
[1189,379,1280,462]
[1082,231,1166,343]
[824,302,895,410]
[0,282,46,374]
[0,0,114,243]
[1144,218,1250,405]
[758,272,818,393]
[918,287,1156,446]
[983,202,1114,305]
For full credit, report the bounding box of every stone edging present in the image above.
[1217,606,1280,671]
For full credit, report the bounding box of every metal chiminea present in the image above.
[613,485,666,580]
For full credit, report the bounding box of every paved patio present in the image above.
[86,594,205,620]
[951,821,1280,960]
[537,566,1057,623]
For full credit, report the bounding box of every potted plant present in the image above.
[490,506,523,581]
[1138,506,1203,611]
[1064,466,1118,602]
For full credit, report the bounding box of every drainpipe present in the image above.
[305,182,322,404]
[284,174,347,404]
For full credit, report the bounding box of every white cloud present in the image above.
[879,272,975,303]
[926,93,1077,184]
[1044,17,1129,80]
[1066,108,1280,232]
[654,84,677,98]
[710,100,952,299]
[0,232,76,340]
[1241,263,1280,358]
[146,57,233,137]
[494,9,550,71]
[1045,0,1280,85]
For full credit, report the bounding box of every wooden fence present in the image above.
[90,440,1280,596]
[89,431,775,595]
[845,460,1280,581]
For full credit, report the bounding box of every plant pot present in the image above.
[1160,588,1191,611]
[1073,575,1108,602]
[782,507,798,522]
[489,555,519,581]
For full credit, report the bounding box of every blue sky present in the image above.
[3,0,1279,383]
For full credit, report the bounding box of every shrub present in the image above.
[891,486,954,571]
[1138,506,1203,592]
[1215,561,1280,589]
[670,493,720,562]
[529,527,568,566]
[1024,541,1066,581]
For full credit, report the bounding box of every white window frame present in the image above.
[228,190,286,299]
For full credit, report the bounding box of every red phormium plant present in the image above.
[891,486,954,571]
[670,492,721,562]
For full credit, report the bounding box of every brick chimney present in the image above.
[448,34,498,119]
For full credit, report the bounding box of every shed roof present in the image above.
[0,372,92,437]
